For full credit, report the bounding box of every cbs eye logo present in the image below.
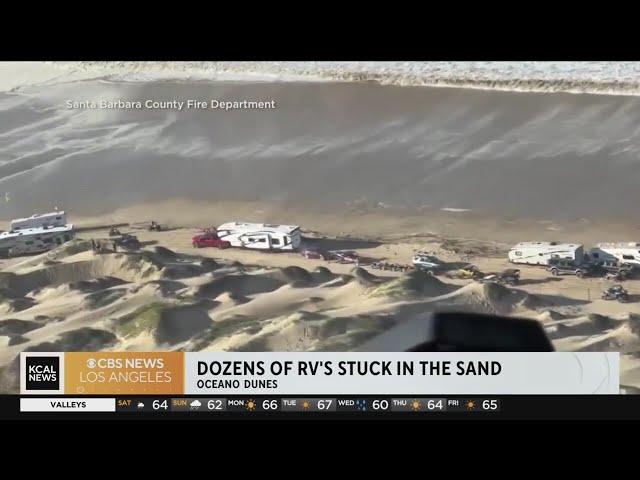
[86,358,97,369]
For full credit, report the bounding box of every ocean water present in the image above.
[41,61,640,96]
[1,62,640,225]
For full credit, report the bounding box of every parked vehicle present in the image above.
[216,221,301,251]
[0,225,75,258]
[300,248,327,260]
[412,254,442,272]
[479,270,520,285]
[547,258,594,278]
[498,268,521,285]
[192,231,231,249]
[0,211,75,258]
[590,242,640,266]
[10,211,67,231]
[329,250,359,264]
[508,241,584,266]
[597,260,634,281]
[115,234,141,250]
[602,285,629,302]
[370,262,412,272]
[478,273,499,284]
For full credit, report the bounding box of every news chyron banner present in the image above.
[21,351,620,395]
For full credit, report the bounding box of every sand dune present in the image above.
[2,226,640,392]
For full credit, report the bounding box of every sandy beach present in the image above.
[2,212,640,393]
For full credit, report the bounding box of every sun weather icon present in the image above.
[411,399,422,411]
[246,399,257,411]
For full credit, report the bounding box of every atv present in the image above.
[453,264,483,280]
[498,268,520,285]
[148,221,163,232]
[602,285,630,303]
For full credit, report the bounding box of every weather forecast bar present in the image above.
[104,397,501,413]
[20,396,640,419]
[15,396,501,414]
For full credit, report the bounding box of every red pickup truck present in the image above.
[192,232,231,249]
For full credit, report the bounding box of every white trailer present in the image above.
[508,242,584,266]
[10,211,67,231]
[0,224,75,257]
[590,243,640,266]
[216,222,301,251]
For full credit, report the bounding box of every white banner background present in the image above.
[185,352,619,395]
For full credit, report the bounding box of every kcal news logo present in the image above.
[25,356,60,391]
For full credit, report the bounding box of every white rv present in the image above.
[10,211,67,231]
[508,242,584,266]
[0,224,75,257]
[216,222,302,251]
[590,243,640,266]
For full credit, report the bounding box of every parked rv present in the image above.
[10,211,67,231]
[508,242,584,266]
[216,222,302,251]
[590,243,640,266]
[0,224,75,257]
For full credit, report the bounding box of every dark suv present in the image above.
[547,258,594,278]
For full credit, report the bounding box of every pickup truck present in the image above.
[597,260,635,280]
[192,232,231,249]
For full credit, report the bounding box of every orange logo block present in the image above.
[64,352,184,395]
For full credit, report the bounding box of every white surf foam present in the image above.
[5,62,640,96]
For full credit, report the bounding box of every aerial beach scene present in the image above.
[2,61,640,392]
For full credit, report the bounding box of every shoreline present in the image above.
[9,62,640,98]
[55,199,640,249]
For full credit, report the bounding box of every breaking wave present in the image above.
[21,61,640,97]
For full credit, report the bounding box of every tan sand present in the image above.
[2,212,640,393]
